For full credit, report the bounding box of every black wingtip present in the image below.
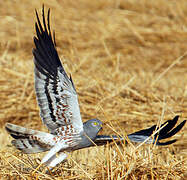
[33,5,62,76]
[157,139,177,146]
[158,115,179,139]
[173,115,179,123]
[159,119,186,140]
[93,117,186,147]
[125,116,186,146]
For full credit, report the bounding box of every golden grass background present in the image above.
[0,0,187,179]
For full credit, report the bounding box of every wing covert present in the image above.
[32,7,83,134]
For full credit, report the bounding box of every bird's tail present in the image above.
[5,123,55,154]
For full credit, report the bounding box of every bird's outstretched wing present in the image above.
[32,7,83,135]
[94,116,186,146]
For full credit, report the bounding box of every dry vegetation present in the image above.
[0,0,187,179]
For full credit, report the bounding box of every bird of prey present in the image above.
[5,7,186,169]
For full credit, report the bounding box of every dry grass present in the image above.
[0,0,187,179]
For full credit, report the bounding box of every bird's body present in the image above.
[5,6,186,169]
[6,118,103,167]
[6,119,102,154]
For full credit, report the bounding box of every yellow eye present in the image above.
[93,122,98,126]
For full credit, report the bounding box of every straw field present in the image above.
[0,0,187,179]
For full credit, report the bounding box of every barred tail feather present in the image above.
[5,123,55,154]
[6,123,38,138]
[11,139,50,154]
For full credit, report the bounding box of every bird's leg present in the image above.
[41,141,66,164]
[32,154,57,176]
[32,141,66,175]
[45,152,67,174]
[32,152,67,175]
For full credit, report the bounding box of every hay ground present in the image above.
[0,0,187,179]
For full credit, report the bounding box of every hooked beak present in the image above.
[100,123,103,130]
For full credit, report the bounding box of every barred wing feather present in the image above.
[32,8,83,134]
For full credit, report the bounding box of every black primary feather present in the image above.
[94,116,186,146]
[33,7,62,76]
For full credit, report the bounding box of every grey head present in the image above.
[74,119,103,150]
[83,119,102,139]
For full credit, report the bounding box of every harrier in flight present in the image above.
[5,7,186,169]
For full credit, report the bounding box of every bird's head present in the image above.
[83,119,103,140]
